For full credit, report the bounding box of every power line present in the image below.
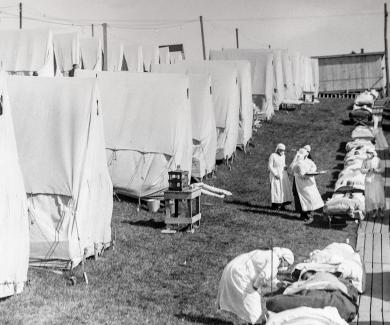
[0,5,17,10]
[205,11,382,22]
[0,11,89,26]
[0,7,383,30]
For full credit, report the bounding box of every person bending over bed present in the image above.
[216,247,294,324]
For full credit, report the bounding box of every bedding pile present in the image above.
[265,243,363,324]
[324,126,376,219]
[349,89,379,124]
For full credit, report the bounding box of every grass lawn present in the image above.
[1,99,358,325]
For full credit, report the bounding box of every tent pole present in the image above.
[235,28,239,49]
[199,16,206,60]
[91,24,94,38]
[385,3,389,96]
[102,23,108,71]
[19,2,22,29]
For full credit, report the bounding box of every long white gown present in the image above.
[216,250,281,324]
[268,153,293,204]
[293,158,324,212]
[362,157,385,212]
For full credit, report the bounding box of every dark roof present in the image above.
[312,51,384,59]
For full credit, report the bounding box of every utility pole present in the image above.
[91,24,94,37]
[199,16,206,60]
[235,28,239,49]
[102,23,108,71]
[19,2,22,29]
[385,3,389,96]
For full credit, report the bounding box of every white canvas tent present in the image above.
[281,50,299,102]
[151,68,217,178]
[291,51,303,99]
[8,76,113,269]
[159,46,170,64]
[304,56,314,92]
[188,74,217,178]
[0,73,29,298]
[142,45,159,72]
[96,72,193,197]
[80,38,103,71]
[0,29,54,76]
[300,55,314,93]
[152,61,240,160]
[311,58,319,98]
[123,44,143,72]
[53,31,80,74]
[273,50,285,109]
[209,49,274,120]
[170,51,183,64]
[201,60,253,148]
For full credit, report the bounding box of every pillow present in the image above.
[351,126,374,140]
[335,172,365,191]
[346,139,374,152]
[355,91,375,105]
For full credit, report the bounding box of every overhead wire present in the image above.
[0,7,383,31]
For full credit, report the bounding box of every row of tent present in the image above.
[0,28,318,298]
[0,29,183,76]
[210,49,319,119]
[0,29,319,117]
[0,73,112,298]
[0,66,249,297]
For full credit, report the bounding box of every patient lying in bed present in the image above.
[266,271,359,322]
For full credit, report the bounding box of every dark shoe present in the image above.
[300,213,309,220]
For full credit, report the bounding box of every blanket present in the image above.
[267,272,358,322]
[346,139,375,152]
[266,288,357,322]
[266,306,348,325]
[351,126,374,140]
[324,193,365,216]
[335,171,365,192]
[292,243,365,293]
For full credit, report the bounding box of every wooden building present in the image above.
[313,51,385,98]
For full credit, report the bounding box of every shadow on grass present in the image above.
[226,199,299,219]
[341,119,354,126]
[175,313,234,325]
[122,218,166,229]
[337,141,347,152]
[322,191,334,202]
[304,215,348,230]
[240,208,299,221]
[382,123,390,132]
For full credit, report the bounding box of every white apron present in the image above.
[293,158,324,212]
[216,250,280,324]
[268,153,293,204]
[362,157,385,211]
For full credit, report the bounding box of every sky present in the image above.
[0,0,388,59]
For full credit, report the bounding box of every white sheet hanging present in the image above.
[159,46,170,64]
[53,31,80,72]
[80,38,102,71]
[142,45,159,72]
[107,40,124,71]
[0,29,54,76]
[123,44,143,72]
[170,51,183,64]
